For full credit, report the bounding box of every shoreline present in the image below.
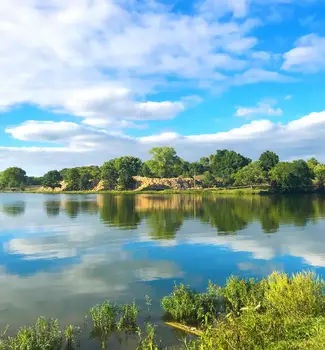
[1,186,323,195]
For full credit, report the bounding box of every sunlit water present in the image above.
[1,193,325,348]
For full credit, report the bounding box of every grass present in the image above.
[17,186,268,195]
[2,272,325,349]
[166,272,325,350]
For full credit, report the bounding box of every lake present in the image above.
[1,192,325,348]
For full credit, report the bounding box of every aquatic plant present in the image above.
[117,302,139,334]
[4,317,63,350]
[64,324,80,349]
[161,282,223,327]
[136,323,161,350]
[179,272,325,350]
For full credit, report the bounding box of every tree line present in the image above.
[1,147,325,193]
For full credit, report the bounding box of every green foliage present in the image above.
[101,160,119,189]
[3,317,63,350]
[233,161,266,186]
[42,170,62,189]
[90,301,119,337]
[270,160,313,193]
[136,323,160,350]
[181,272,325,350]
[117,302,139,334]
[115,156,142,190]
[64,324,80,350]
[209,149,251,179]
[161,283,223,327]
[101,156,142,190]
[314,163,325,189]
[0,167,27,189]
[147,147,183,178]
[259,150,279,171]
[89,300,139,348]
[202,171,216,188]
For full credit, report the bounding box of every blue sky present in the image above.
[1,0,325,175]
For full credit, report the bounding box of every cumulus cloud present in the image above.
[0,0,287,125]
[2,109,325,174]
[282,34,325,72]
[235,99,283,118]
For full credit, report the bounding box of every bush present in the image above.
[181,272,325,350]
[161,282,223,327]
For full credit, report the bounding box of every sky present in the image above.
[1,0,325,175]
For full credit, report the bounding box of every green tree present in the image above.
[0,167,27,189]
[202,171,216,188]
[114,156,142,190]
[147,147,182,178]
[65,168,81,191]
[101,160,118,190]
[141,162,152,177]
[259,150,279,171]
[233,161,266,186]
[270,160,313,193]
[314,163,325,189]
[209,150,251,179]
[42,170,62,189]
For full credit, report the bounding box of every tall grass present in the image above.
[177,272,325,350]
[2,272,325,349]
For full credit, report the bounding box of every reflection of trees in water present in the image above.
[47,197,99,218]
[1,201,25,216]
[44,201,60,217]
[99,195,141,229]
[200,197,250,234]
[31,193,325,237]
[146,210,184,240]
[200,194,325,235]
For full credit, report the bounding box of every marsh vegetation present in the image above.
[1,272,325,349]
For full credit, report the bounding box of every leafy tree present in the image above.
[26,176,43,186]
[270,160,313,193]
[202,171,216,188]
[0,167,27,189]
[259,150,279,171]
[307,157,319,170]
[101,160,118,190]
[188,162,206,177]
[79,172,92,190]
[42,170,62,189]
[314,163,325,189]
[65,168,81,191]
[114,156,142,190]
[233,161,266,186]
[141,162,152,177]
[209,150,251,179]
[147,147,182,178]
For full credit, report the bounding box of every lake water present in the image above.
[1,192,325,348]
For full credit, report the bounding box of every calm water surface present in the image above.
[1,193,325,348]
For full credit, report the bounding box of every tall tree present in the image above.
[101,160,119,190]
[0,167,27,189]
[42,170,62,189]
[233,161,266,186]
[209,150,251,178]
[147,147,182,178]
[270,160,313,193]
[65,168,81,191]
[259,151,279,171]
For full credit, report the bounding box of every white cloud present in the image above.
[235,99,283,118]
[282,34,325,72]
[2,109,325,174]
[0,0,286,126]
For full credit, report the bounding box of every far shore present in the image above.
[2,185,322,195]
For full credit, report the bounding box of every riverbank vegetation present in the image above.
[1,272,325,349]
[1,148,325,193]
